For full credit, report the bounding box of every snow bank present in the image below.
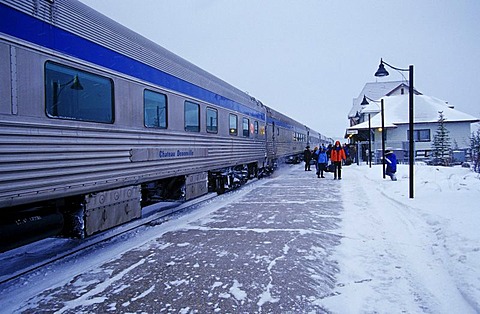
[322,163,480,313]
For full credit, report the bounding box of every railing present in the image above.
[354,140,472,165]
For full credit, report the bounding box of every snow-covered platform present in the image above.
[1,165,344,313]
[3,163,480,313]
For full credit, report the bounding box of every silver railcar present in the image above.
[0,0,326,251]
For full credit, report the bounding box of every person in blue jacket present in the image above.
[316,146,328,178]
[385,149,397,181]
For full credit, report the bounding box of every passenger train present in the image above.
[0,0,332,252]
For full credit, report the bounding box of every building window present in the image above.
[416,150,431,157]
[144,90,167,128]
[242,117,250,137]
[206,107,218,133]
[45,61,113,123]
[184,101,200,132]
[229,114,237,135]
[408,129,431,142]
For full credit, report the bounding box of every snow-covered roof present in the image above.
[348,81,416,118]
[348,94,479,130]
[361,102,380,114]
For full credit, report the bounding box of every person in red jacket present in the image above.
[330,141,346,180]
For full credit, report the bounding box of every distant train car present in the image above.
[309,129,334,149]
[0,0,328,251]
[265,108,307,163]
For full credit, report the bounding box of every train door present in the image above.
[272,121,277,158]
[306,129,310,148]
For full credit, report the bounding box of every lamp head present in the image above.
[360,95,369,106]
[70,75,84,90]
[374,59,389,77]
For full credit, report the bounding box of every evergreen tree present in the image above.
[431,111,451,165]
[471,129,480,173]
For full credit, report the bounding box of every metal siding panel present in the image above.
[0,42,11,114]
[9,46,18,115]
[15,48,44,117]
[114,80,140,127]
[0,119,267,207]
[1,0,35,15]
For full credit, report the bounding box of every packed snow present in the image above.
[323,163,480,313]
[0,162,479,313]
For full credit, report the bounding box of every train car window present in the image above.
[45,61,113,123]
[242,117,250,137]
[254,121,259,134]
[206,107,218,133]
[184,101,200,132]
[144,90,167,129]
[229,114,237,136]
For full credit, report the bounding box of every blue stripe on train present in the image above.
[0,3,268,121]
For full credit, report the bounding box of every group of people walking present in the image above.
[303,141,398,181]
[304,141,347,180]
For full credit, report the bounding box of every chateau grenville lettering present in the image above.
[159,149,194,158]
[129,148,207,162]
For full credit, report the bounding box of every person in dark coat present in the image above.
[326,144,333,160]
[304,146,312,171]
[385,149,397,181]
[312,146,319,173]
[343,143,351,165]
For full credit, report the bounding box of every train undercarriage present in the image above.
[0,161,275,253]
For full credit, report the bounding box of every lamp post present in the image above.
[368,113,372,168]
[381,99,386,179]
[375,58,414,198]
[360,95,372,167]
[361,95,385,173]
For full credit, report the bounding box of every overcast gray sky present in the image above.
[78,0,480,139]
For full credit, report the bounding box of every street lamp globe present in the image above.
[375,59,389,77]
